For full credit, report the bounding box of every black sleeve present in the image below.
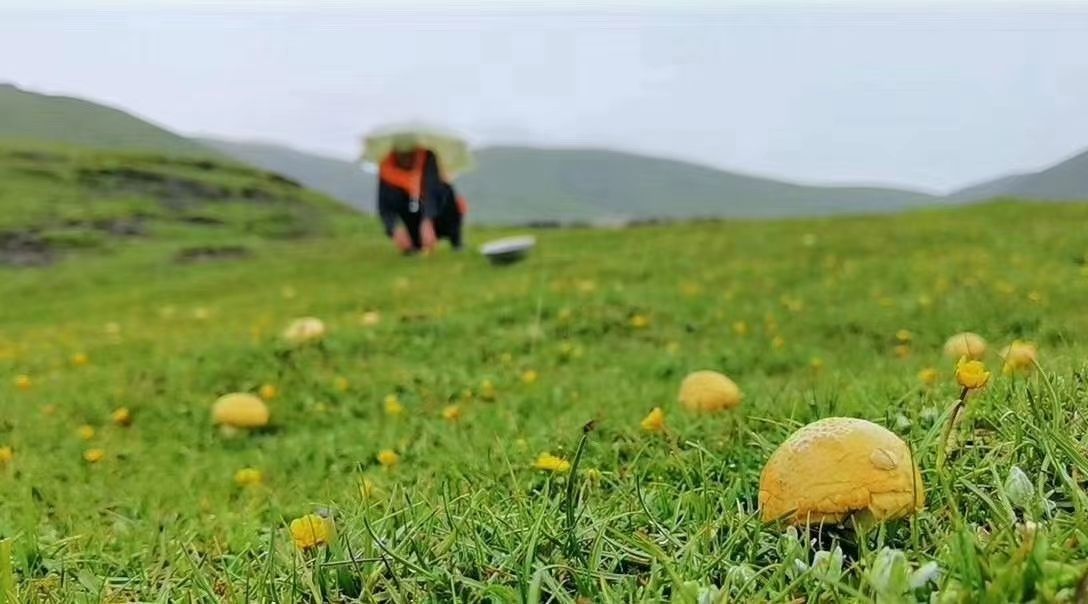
[420,152,443,221]
[377,180,399,237]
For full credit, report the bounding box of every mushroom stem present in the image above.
[937,386,970,468]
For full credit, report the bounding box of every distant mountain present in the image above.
[6,83,1084,224]
[458,146,941,224]
[203,139,943,224]
[0,83,214,157]
[952,148,1088,202]
[198,137,373,212]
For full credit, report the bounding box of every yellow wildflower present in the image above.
[533,452,571,473]
[894,344,911,359]
[629,314,650,329]
[112,407,133,427]
[333,377,350,392]
[377,449,400,468]
[383,394,404,416]
[71,352,89,367]
[290,514,333,550]
[77,425,96,441]
[918,367,939,387]
[480,379,496,401]
[771,335,786,350]
[13,374,31,391]
[896,329,913,343]
[360,478,379,500]
[640,407,666,433]
[258,384,279,401]
[83,448,105,463]
[234,468,263,487]
[0,446,13,465]
[442,404,462,422]
[521,369,539,385]
[955,357,991,390]
[732,321,749,336]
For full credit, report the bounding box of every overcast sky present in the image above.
[2,2,1087,192]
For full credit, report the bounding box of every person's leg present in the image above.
[401,211,423,251]
[432,203,463,250]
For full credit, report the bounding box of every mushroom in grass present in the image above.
[942,332,987,361]
[677,370,742,412]
[212,393,270,430]
[282,317,327,346]
[999,340,1038,375]
[759,417,924,526]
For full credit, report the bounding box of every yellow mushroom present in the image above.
[759,417,924,525]
[677,370,742,412]
[212,393,270,429]
[942,332,987,361]
[282,317,327,345]
[999,340,1038,375]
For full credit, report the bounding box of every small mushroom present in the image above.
[999,340,1038,374]
[282,317,326,345]
[212,393,270,429]
[677,370,742,412]
[759,417,924,525]
[943,332,987,361]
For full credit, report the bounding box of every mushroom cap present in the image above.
[282,317,327,345]
[759,417,924,525]
[943,332,987,361]
[212,393,270,428]
[678,370,742,412]
[999,340,1038,372]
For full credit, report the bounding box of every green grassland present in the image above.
[2,143,1088,602]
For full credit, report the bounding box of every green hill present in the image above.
[0,83,215,157]
[198,137,373,212]
[459,146,942,224]
[202,138,943,225]
[0,142,348,267]
[952,147,1088,202]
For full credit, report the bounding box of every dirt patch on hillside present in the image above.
[77,166,233,208]
[0,231,55,267]
[174,245,251,264]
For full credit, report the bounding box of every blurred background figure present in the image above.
[368,129,473,254]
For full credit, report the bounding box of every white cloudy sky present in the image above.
[2,1,1087,191]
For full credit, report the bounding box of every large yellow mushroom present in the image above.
[282,317,327,345]
[212,393,270,429]
[677,370,742,412]
[943,332,987,361]
[759,417,924,525]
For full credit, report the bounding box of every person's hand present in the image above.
[420,220,437,252]
[392,227,413,253]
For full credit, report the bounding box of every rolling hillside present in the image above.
[952,147,1088,202]
[201,138,944,224]
[0,142,348,267]
[199,137,374,212]
[0,83,215,157]
[5,83,1087,225]
[459,146,941,224]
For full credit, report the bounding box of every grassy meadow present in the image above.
[2,144,1088,601]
